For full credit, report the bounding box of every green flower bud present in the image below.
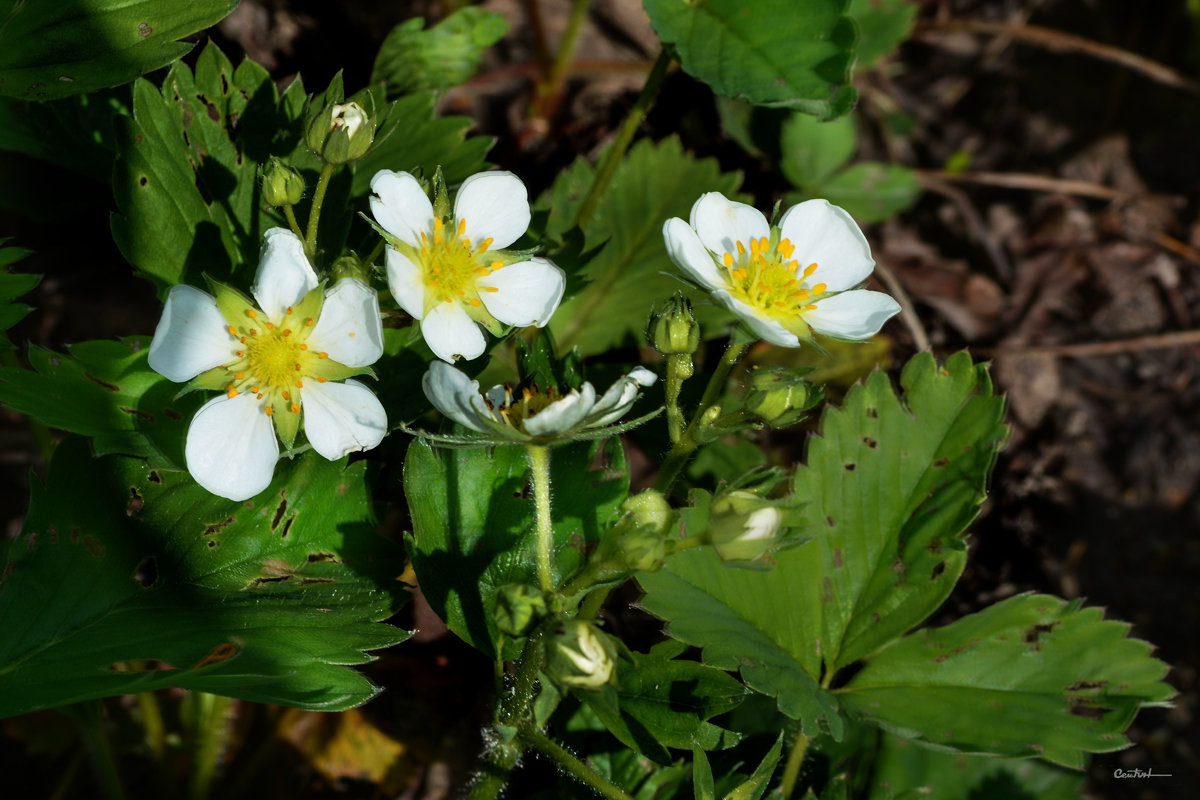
[744,367,814,428]
[261,158,305,207]
[546,620,616,690]
[306,99,376,165]
[648,293,700,356]
[612,490,673,573]
[493,583,548,638]
[706,490,787,563]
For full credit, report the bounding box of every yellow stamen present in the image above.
[305,318,314,327]
[736,241,746,255]
[483,287,499,293]
[811,283,827,296]
[803,263,818,278]
[477,237,494,252]
[724,252,734,267]
[318,352,328,359]
[457,218,467,237]
[295,380,303,388]
[282,329,292,337]
[226,325,237,337]
[248,328,257,337]
[290,403,300,414]
[282,391,290,400]
[264,405,274,417]
[226,384,238,399]
[491,260,504,270]
[286,306,293,315]
[234,372,244,380]
[469,298,481,307]
[317,376,327,383]
[251,385,260,394]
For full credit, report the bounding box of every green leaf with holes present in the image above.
[838,593,1173,768]
[643,0,857,119]
[0,0,238,101]
[0,437,407,718]
[371,7,508,97]
[0,337,198,467]
[541,137,741,356]
[0,239,38,350]
[638,353,1008,736]
[404,436,629,658]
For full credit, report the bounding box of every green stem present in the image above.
[136,691,166,760]
[283,205,304,242]
[189,693,234,800]
[541,0,590,101]
[665,354,690,444]
[303,163,335,262]
[655,340,748,494]
[526,444,556,593]
[573,48,672,229]
[468,632,545,800]
[519,726,635,800]
[365,237,386,270]
[779,733,811,798]
[74,701,127,800]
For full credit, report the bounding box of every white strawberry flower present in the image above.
[369,169,566,363]
[420,360,657,446]
[663,193,900,346]
[147,228,387,501]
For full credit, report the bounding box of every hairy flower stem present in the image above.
[655,340,749,494]
[526,444,556,592]
[779,732,811,798]
[468,632,545,800]
[303,162,335,261]
[519,725,636,800]
[573,48,673,229]
[665,354,690,443]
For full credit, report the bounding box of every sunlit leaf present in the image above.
[371,8,508,96]
[780,112,856,189]
[0,438,407,717]
[792,163,921,223]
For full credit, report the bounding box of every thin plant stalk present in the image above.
[189,693,235,800]
[526,444,556,593]
[779,733,811,798]
[467,632,545,800]
[519,726,636,800]
[303,163,335,261]
[283,205,304,243]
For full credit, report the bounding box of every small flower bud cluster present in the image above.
[261,157,304,207]
[306,93,377,165]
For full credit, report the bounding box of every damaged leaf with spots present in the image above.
[0,437,407,718]
[838,593,1173,768]
[637,353,1006,737]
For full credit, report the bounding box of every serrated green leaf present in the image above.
[865,731,1084,800]
[0,88,127,181]
[780,112,856,189]
[793,352,1007,673]
[371,8,508,96]
[351,92,492,198]
[644,0,857,118]
[543,137,741,356]
[838,593,1173,768]
[0,337,199,467]
[0,437,407,718]
[0,239,38,350]
[848,0,918,70]
[404,436,628,657]
[0,0,238,101]
[801,163,921,223]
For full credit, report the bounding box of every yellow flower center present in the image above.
[720,236,826,319]
[485,384,562,432]
[221,308,331,417]
[419,217,505,313]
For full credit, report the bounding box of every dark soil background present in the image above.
[2,0,1198,798]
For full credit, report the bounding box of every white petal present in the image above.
[522,384,596,437]
[804,290,901,341]
[778,199,874,292]
[454,171,530,251]
[663,217,724,290]
[148,285,235,383]
[422,361,490,432]
[587,368,657,428]
[252,228,318,321]
[369,170,434,247]
[308,279,385,367]
[714,290,802,348]
[422,301,487,362]
[301,379,387,460]
[477,258,565,328]
[385,247,426,320]
[689,192,769,258]
[185,393,278,501]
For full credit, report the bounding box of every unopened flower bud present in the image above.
[493,583,547,637]
[744,367,813,428]
[547,620,616,690]
[707,490,786,563]
[307,100,376,164]
[261,158,304,207]
[648,293,700,356]
[609,490,673,573]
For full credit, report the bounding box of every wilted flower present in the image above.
[370,169,565,363]
[148,228,387,501]
[662,193,900,346]
[419,360,656,446]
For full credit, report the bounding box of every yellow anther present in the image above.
[811,283,827,295]
[282,329,292,337]
[724,252,734,267]
[750,239,760,256]
[803,263,818,278]
[294,363,302,370]
[476,267,491,276]
[434,217,444,233]
[760,236,769,251]
[226,384,238,399]
[349,332,356,338]
[318,352,328,359]
[264,405,274,417]
[265,321,274,330]
[248,328,257,336]
[457,218,467,237]
[282,390,290,400]
[483,287,499,293]
[477,237,494,252]
[490,260,504,270]
[251,385,260,394]
[469,298,481,307]
[788,260,799,272]
[299,344,308,351]
[226,325,237,337]
[235,350,245,358]
[804,304,818,311]
[305,318,314,327]
[736,241,745,255]
[234,372,245,380]
[317,376,327,383]
[291,403,300,414]
[295,380,303,388]
[247,309,257,319]
[286,306,293,315]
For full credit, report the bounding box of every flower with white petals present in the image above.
[369,169,566,363]
[420,360,657,446]
[663,193,901,346]
[147,228,387,501]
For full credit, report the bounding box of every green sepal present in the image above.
[290,282,327,330]
[179,366,234,397]
[359,212,411,255]
[208,278,257,329]
[431,166,451,220]
[461,299,504,336]
[273,394,300,450]
[309,361,377,383]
